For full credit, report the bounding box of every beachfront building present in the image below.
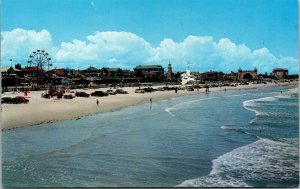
[134,65,165,82]
[237,68,259,80]
[101,67,123,77]
[224,71,238,81]
[201,71,224,82]
[1,66,22,91]
[21,66,47,77]
[51,68,72,77]
[82,66,101,77]
[272,68,288,79]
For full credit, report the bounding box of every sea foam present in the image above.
[177,138,299,187]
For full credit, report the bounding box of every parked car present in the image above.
[64,94,75,99]
[75,91,90,97]
[91,91,108,97]
[135,89,145,93]
[143,87,154,93]
[157,87,165,91]
[48,90,64,98]
[187,86,194,91]
[115,89,128,94]
[106,89,117,95]
[13,96,29,104]
[1,97,14,104]
[42,93,50,98]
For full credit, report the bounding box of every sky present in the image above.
[1,0,299,73]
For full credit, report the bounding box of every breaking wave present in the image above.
[177,138,299,187]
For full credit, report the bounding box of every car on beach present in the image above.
[187,86,194,91]
[42,93,50,98]
[13,96,29,104]
[135,89,145,93]
[48,90,64,98]
[106,89,117,95]
[64,94,75,99]
[75,91,90,97]
[156,87,165,91]
[91,91,108,97]
[115,89,128,94]
[1,97,14,104]
[2,96,29,104]
[143,87,154,93]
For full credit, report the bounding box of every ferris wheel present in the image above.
[27,50,52,71]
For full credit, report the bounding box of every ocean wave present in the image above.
[164,97,218,117]
[165,107,175,117]
[177,175,251,187]
[287,87,299,95]
[210,138,299,179]
[178,138,299,187]
[275,95,292,99]
[220,125,261,139]
[243,96,278,116]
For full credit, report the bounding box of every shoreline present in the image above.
[1,81,298,131]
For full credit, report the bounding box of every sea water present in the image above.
[2,85,299,187]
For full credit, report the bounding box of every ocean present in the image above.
[2,84,299,187]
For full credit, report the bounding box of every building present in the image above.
[1,67,22,91]
[101,67,123,77]
[82,66,101,77]
[21,66,46,77]
[237,68,259,80]
[201,71,224,82]
[134,65,165,82]
[272,68,288,79]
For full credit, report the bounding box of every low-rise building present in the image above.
[134,65,165,82]
[201,71,224,82]
[272,68,288,79]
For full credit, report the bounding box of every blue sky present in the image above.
[1,0,299,73]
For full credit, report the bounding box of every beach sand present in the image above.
[1,82,297,130]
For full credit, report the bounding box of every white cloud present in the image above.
[1,28,298,74]
[1,28,56,65]
[55,31,153,68]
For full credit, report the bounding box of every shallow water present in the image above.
[3,85,299,187]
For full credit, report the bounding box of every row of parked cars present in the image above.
[75,89,129,98]
[2,96,29,104]
[40,88,129,99]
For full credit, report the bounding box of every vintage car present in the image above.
[1,97,14,104]
[142,87,154,93]
[41,92,50,98]
[64,94,75,99]
[186,86,194,91]
[135,89,145,93]
[91,91,108,97]
[48,90,64,98]
[13,96,29,104]
[75,91,90,97]
[106,89,117,95]
[115,89,128,94]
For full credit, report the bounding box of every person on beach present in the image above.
[96,99,99,106]
[150,98,152,109]
[205,86,209,94]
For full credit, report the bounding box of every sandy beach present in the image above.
[1,82,297,130]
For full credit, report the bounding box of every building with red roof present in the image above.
[272,68,288,79]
